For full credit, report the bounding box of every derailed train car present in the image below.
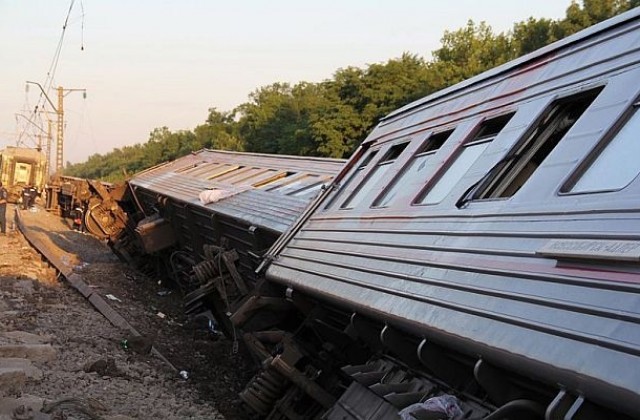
[0,146,47,203]
[257,9,640,420]
[112,149,345,331]
[112,10,640,420]
[45,175,127,239]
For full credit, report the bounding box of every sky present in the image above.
[0,1,571,164]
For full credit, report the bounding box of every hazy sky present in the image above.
[0,1,570,164]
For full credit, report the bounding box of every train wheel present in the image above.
[84,201,113,239]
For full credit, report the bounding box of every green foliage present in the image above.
[432,21,514,84]
[66,0,637,181]
[560,0,635,36]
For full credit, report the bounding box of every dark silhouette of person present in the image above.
[0,182,7,234]
[21,185,37,209]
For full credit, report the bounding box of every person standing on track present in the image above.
[0,182,7,234]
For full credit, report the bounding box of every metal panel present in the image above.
[129,150,344,235]
[265,12,640,419]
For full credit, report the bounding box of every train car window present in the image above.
[473,88,602,200]
[342,142,408,209]
[568,105,640,193]
[374,129,454,207]
[323,149,379,210]
[16,164,31,184]
[418,113,513,205]
[358,150,379,168]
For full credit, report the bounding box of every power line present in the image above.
[18,1,83,149]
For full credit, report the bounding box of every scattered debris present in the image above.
[74,262,90,271]
[179,370,189,380]
[120,335,153,355]
[156,312,166,319]
[156,290,172,297]
[399,395,464,420]
[105,294,121,302]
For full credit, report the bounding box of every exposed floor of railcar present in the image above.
[1,206,254,419]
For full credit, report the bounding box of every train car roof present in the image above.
[129,149,345,234]
[0,146,46,161]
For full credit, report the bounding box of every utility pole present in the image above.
[47,120,53,176]
[56,87,64,174]
[26,81,86,174]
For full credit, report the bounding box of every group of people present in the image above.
[0,183,40,234]
[21,185,37,210]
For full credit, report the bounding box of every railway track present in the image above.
[0,206,250,419]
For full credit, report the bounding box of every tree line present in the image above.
[66,0,639,182]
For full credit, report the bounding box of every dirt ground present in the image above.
[0,205,255,419]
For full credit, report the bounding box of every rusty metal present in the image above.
[230,296,291,329]
[135,215,177,254]
[267,356,336,409]
[44,175,128,240]
[240,331,337,417]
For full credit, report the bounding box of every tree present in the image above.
[512,17,558,56]
[66,1,637,180]
[558,0,636,37]
[193,108,243,152]
[432,21,514,85]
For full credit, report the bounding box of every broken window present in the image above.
[375,129,454,207]
[342,142,408,209]
[472,89,602,200]
[418,113,514,205]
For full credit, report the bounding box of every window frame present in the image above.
[414,112,515,206]
[340,141,409,209]
[560,101,640,195]
[322,147,379,210]
[466,88,603,202]
[372,128,455,208]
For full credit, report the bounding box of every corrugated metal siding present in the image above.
[267,214,640,412]
[265,11,640,418]
[129,149,345,234]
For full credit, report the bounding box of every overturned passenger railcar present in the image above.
[113,149,345,332]
[253,9,640,420]
[113,10,640,420]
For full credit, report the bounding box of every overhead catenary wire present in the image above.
[80,0,85,51]
[17,0,83,147]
